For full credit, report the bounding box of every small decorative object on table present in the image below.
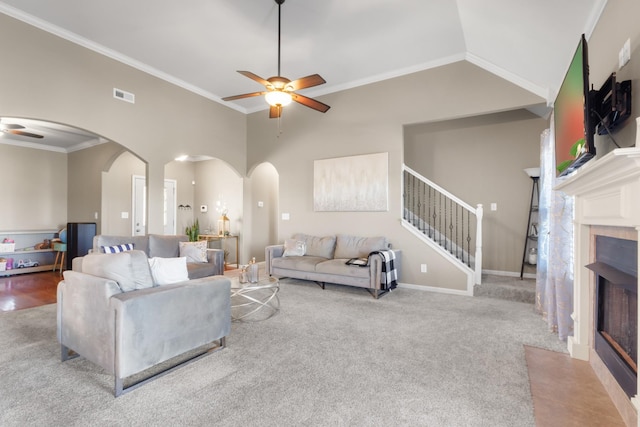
[239,265,248,284]
[218,209,230,237]
[248,257,259,283]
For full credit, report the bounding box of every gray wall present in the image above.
[1,0,638,291]
[0,13,246,235]
[247,61,546,291]
[405,110,548,272]
[0,144,67,231]
[588,0,640,154]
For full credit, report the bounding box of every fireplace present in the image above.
[588,235,638,398]
[555,139,640,427]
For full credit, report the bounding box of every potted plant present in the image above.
[185,218,200,242]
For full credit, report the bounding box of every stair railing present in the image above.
[402,165,483,284]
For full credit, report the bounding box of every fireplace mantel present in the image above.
[556,147,640,228]
[555,143,640,425]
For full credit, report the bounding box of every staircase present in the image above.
[402,165,483,293]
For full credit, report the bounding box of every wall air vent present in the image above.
[113,88,135,104]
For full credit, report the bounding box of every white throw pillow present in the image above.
[148,257,189,285]
[283,239,306,257]
[179,241,208,263]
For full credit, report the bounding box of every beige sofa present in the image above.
[58,249,231,396]
[266,233,400,298]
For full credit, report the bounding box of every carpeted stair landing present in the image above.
[474,274,536,304]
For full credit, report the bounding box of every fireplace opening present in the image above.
[587,235,638,398]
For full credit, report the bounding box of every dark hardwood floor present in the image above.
[0,271,629,426]
[0,271,60,312]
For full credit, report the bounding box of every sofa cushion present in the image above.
[293,234,336,259]
[283,239,306,257]
[149,234,188,258]
[186,262,220,280]
[82,250,154,292]
[333,235,388,259]
[179,240,208,263]
[148,257,189,285]
[315,258,372,278]
[271,255,328,272]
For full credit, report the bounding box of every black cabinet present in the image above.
[66,222,96,270]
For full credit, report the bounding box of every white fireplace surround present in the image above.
[556,118,640,426]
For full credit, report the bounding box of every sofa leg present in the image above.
[313,281,325,290]
[112,337,228,397]
[367,288,390,299]
[61,345,79,362]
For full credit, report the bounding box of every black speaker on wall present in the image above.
[66,222,97,270]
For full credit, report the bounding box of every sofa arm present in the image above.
[57,270,123,373]
[109,276,231,379]
[206,248,225,275]
[368,249,401,290]
[265,244,285,276]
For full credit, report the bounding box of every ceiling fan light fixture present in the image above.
[265,90,292,107]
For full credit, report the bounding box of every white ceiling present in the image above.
[0,0,606,151]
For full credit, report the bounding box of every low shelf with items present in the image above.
[0,229,59,276]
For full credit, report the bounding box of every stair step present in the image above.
[474,275,535,304]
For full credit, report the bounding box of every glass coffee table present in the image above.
[230,276,280,321]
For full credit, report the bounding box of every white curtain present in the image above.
[536,127,575,341]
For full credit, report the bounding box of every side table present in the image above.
[198,234,239,269]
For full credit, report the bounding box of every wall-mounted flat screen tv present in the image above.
[554,34,595,177]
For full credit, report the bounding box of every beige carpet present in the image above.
[2,278,568,426]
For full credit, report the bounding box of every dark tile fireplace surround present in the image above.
[588,235,638,398]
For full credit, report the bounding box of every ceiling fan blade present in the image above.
[222,91,267,101]
[288,74,326,91]
[291,93,331,113]
[3,124,25,130]
[5,129,44,139]
[269,105,282,119]
[237,71,271,87]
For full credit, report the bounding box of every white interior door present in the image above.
[132,176,177,235]
[164,179,177,235]
[132,175,146,236]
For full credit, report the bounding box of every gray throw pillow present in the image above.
[283,239,306,257]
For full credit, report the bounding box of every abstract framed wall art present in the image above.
[313,152,388,212]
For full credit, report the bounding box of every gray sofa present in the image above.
[266,233,400,298]
[89,234,224,278]
[57,249,231,396]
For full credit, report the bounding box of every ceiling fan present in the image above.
[0,122,44,139]
[222,0,330,119]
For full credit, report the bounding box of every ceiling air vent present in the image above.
[113,88,135,104]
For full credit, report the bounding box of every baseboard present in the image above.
[483,269,536,279]
[396,282,472,297]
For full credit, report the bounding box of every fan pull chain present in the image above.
[277,113,283,137]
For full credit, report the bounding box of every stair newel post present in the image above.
[475,204,483,285]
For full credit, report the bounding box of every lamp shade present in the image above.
[265,90,292,107]
[524,167,540,178]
